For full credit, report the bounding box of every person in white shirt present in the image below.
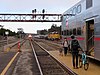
[63,38,69,56]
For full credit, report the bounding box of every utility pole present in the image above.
[5,31,9,45]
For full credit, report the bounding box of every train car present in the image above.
[48,32,61,40]
[28,34,32,40]
[61,0,100,61]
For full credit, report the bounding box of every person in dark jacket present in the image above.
[71,35,80,69]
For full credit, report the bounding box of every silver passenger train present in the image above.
[61,0,100,61]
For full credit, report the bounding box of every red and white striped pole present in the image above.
[18,41,21,52]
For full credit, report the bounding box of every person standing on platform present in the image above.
[63,38,69,56]
[70,35,80,69]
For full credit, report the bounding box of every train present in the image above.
[61,0,100,61]
[34,32,61,40]
[47,32,61,40]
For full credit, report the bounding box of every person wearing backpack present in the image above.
[71,35,80,69]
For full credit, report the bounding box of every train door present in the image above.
[86,19,94,56]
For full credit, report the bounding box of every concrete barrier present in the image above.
[4,41,19,52]
[3,39,24,52]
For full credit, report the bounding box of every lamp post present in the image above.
[17,28,24,41]
[5,31,9,45]
[17,28,23,52]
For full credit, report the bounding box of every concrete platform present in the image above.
[49,51,100,75]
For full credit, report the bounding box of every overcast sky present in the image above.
[0,0,80,33]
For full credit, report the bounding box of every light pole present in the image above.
[5,31,9,45]
[17,28,23,52]
[17,28,23,40]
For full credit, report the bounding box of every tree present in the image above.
[40,29,48,35]
[48,24,61,34]
[0,28,17,36]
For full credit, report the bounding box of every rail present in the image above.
[34,40,77,75]
[30,40,43,75]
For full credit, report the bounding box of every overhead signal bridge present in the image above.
[0,13,75,22]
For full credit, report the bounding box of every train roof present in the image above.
[63,0,84,15]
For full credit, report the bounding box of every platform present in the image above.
[49,51,100,75]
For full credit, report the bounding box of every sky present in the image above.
[0,0,81,33]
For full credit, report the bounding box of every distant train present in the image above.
[28,34,32,40]
[47,32,61,40]
[62,0,100,61]
[34,32,61,40]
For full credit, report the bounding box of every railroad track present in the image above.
[0,39,19,47]
[0,39,77,75]
[0,40,7,47]
[30,40,77,75]
[34,39,62,51]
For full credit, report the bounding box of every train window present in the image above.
[61,31,63,35]
[77,27,81,35]
[73,28,77,35]
[66,11,70,19]
[67,30,70,35]
[70,29,72,35]
[95,23,100,35]
[64,30,66,36]
[72,7,76,15]
[77,4,81,13]
[86,0,92,9]
[69,10,73,18]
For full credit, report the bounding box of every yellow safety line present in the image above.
[0,52,19,75]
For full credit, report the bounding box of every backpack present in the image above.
[71,39,80,50]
